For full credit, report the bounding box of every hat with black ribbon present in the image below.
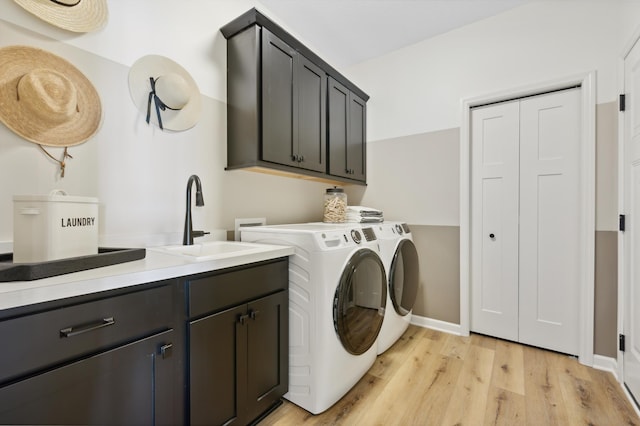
[14,0,108,33]
[128,55,201,132]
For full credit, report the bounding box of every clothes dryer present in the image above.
[374,222,420,354]
[241,223,386,414]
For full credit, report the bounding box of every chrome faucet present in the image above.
[183,174,209,245]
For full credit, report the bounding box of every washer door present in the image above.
[333,248,387,355]
[390,239,420,316]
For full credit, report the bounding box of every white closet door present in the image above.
[518,89,581,355]
[623,37,640,401]
[471,101,520,341]
[470,89,581,355]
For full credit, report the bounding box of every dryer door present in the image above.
[390,239,420,316]
[333,248,387,355]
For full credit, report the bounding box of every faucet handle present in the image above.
[192,230,210,239]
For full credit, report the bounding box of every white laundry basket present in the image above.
[13,190,99,263]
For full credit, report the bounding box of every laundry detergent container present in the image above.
[13,190,99,263]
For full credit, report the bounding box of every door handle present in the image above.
[238,313,249,325]
[250,309,260,320]
[489,233,495,239]
[160,343,173,359]
[60,317,115,338]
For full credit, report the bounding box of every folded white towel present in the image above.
[346,205,383,217]
[345,216,384,223]
[345,210,384,223]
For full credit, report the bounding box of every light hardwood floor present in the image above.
[260,325,640,425]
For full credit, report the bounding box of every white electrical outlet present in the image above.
[234,218,266,241]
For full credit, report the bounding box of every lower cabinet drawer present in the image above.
[0,284,173,384]
[188,259,288,318]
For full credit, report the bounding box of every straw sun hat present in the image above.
[0,45,102,176]
[128,55,202,132]
[13,0,108,33]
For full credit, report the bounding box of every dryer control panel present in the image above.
[316,227,377,250]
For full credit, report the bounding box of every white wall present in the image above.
[2,1,637,246]
[347,1,640,142]
[0,0,333,248]
[345,1,640,227]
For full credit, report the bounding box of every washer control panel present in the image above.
[361,227,376,242]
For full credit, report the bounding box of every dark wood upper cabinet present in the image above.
[261,29,326,173]
[221,8,368,185]
[328,77,366,182]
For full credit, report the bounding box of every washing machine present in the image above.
[240,223,386,414]
[374,222,420,354]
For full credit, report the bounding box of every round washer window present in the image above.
[333,248,387,355]
[390,239,420,316]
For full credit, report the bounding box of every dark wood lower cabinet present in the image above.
[0,258,289,426]
[246,292,288,421]
[0,330,177,425]
[189,290,288,426]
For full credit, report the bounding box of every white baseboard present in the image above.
[0,241,12,254]
[591,356,640,418]
[592,354,618,378]
[410,314,462,335]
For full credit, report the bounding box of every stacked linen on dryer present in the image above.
[346,206,384,223]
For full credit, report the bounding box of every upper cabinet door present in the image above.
[296,56,326,173]
[328,77,366,182]
[328,78,348,178]
[347,93,366,181]
[262,29,296,167]
[261,29,326,173]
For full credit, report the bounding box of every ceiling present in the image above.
[259,0,535,68]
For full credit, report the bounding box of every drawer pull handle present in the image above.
[60,317,115,338]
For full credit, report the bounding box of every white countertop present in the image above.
[0,244,294,312]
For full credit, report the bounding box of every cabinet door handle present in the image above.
[160,343,173,359]
[298,155,304,162]
[238,313,249,325]
[60,317,115,338]
[250,310,260,320]
[291,155,298,162]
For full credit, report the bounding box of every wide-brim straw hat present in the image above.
[0,45,102,147]
[128,55,202,132]
[14,0,108,33]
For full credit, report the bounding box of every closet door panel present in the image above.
[518,88,581,355]
[470,101,520,341]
